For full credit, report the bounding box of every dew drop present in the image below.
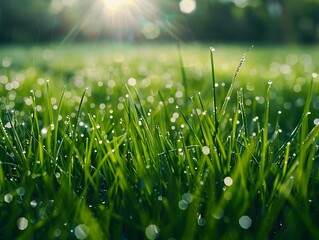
[4,193,13,203]
[16,187,25,197]
[197,215,206,226]
[74,224,89,240]
[224,176,233,186]
[41,127,48,136]
[54,228,62,237]
[145,224,160,240]
[182,192,193,204]
[30,200,37,208]
[202,146,210,155]
[17,217,28,230]
[239,215,252,229]
[178,200,188,210]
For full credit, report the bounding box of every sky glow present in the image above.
[104,0,135,10]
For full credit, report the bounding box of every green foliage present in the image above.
[0,43,319,239]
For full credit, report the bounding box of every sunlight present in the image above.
[179,0,196,14]
[104,0,135,10]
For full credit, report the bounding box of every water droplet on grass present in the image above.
[224,177,233,186]
[17,217,28,230]
[16,187,25,197]
[54,228,61,237]
[4,193,13,203]
[30,200,37,208]
[239,215,252,229]
[178,200,188,210]
[5,122,12,129]
[41,127,48,137]
[197,215,206,226]
[202,146,210,155]
[182,193,193,203]
[145,224,160,240]
[74,224,89,240]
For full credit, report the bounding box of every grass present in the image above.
[0,42,319,239]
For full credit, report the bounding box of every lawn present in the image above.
[0,42,319,239]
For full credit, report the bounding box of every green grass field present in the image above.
[0,42,319,239]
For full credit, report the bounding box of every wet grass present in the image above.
[0,42,319,239]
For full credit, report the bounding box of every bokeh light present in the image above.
[179,0,196,14]
[142,22,161,40]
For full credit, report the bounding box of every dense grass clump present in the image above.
[0,43,319,239]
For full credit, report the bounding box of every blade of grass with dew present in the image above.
[45,80,54,155]
[210,47,218,131]
[158,91,170,130]
[177,42,188,103]
[218,46,253,122]
[177,105,203,146]
[238,88,249,140]
[190,96,209,147]
[259,80,272,184]
[4,112,27,170]
[80,113,99,192]
[67,88,87,186]
[226,91,241,172]
[53,86,66,165]
[272,76,314,164]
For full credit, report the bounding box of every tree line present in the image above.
[0,0,318,44]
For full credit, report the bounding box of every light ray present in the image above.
[104,0,135,11]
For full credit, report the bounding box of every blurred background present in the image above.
[1,0,319,44]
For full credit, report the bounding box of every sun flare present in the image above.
[104,0,135,10]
